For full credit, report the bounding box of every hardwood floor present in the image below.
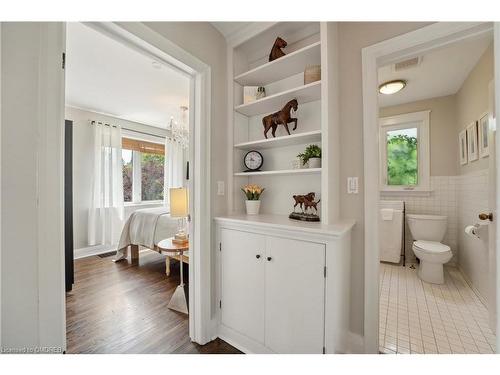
[66,249,241,354]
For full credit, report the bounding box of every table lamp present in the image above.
[170,187,188,244]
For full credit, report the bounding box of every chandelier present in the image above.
[169,106,189,149]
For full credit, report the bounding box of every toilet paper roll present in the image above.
[464,225,478,238]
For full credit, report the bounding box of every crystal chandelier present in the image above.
[169,106,189,149]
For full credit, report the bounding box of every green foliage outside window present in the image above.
[386,133,418,186]
[141,153,165,201]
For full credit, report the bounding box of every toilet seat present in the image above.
[413,240,450,254]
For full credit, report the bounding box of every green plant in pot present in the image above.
[297,144,322,168]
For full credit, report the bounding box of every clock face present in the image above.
[244,151,263,171]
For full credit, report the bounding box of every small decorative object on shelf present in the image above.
[262,99,298,139]
[244,86,266,104]
[304,65,321,84]
[244,150,264,172]
[297,144,322,168]
[291,157,302,169]
[242,184,265,215]
[256,86,266,100]
[289,192,320,222]
[269,37,287,62]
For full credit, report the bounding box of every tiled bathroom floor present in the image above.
[379,262,496,354]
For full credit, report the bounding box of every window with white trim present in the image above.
[122,137,165,204]
[379,110,430,192]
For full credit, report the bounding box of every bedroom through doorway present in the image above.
[63,22,207,353]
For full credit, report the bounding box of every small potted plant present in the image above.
[297,144,322,168]
[241,184,265,215]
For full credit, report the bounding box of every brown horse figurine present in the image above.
[262,99,298,138]
[303,199,321,214]
[292,192,315,212]
[269,37,287,61]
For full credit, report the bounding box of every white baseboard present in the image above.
[74,244,117,259]
[456,264,488,306]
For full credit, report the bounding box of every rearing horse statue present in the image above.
[262,99,298,139]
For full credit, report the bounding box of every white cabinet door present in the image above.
[220,228,266,344]
[265,236,325,353]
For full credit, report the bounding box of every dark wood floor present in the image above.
[66,250,241,354]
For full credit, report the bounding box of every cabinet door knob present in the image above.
[256,254,261,259]
[267,256,272,261]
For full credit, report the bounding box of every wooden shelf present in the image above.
[234,168,321,177]
[235,81,321,117]
[234,42,321,86]
[234,130,321,150]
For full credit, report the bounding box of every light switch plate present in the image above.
[217,181,225,196]
[347,177,359,194]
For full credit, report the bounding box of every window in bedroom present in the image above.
[379,111,430,192]
[122,137,165,204]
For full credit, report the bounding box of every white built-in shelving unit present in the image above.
[217,22,350,354]
[227,22,340,224]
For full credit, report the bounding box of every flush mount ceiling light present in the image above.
[379,79,407,95]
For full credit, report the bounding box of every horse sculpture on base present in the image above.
[292,192,315,212]
[269,37,287,61]
[262,99,298,139]
[289,191,321,222]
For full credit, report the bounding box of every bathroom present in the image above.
[377,30,497,354]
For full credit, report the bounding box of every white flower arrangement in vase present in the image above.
[241,184,265,215]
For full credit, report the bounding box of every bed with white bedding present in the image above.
[114,207,178,262]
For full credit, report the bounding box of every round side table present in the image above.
[157,238,189,314]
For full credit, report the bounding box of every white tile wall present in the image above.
[382,176,458,263]
[381,171,490,297]
[457,169,490,302]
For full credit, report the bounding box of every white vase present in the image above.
[308,157,321,168]
[245,200,261,215]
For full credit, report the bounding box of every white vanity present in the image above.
[215,215,354,354]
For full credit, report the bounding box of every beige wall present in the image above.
[141,22,228,217]
[338,22,432,336]
[456,43,494,174]
[380,95,458,176]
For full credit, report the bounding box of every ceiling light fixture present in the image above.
[378,79,407,95]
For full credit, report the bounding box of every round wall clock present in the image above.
[244,150,264,172]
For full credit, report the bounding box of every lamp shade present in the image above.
[170,187,188,218]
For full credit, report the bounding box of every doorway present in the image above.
[362,22,499,354]
[52,22,216,352]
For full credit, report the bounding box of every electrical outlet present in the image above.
[217,181,225,196]
[347,177,359,194]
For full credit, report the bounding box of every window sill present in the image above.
[124,201,164,208]
[380,189,433,197]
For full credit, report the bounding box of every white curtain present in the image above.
[164,136,185,207]
[88,121,124,246]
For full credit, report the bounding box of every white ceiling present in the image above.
[211,22,252,38]
[378,33,493,108]
[65,22,189,129]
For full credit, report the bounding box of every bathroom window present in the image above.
[379,111,430,193]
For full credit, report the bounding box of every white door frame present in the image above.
[494,23,500,352]
[361,22,496,353]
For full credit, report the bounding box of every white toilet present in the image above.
[406,214,453,284]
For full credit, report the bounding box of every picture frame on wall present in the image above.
[478,113,489,158]
[459,129,468,165]
[466,121,479,162]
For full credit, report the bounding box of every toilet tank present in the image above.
[406,214,447,242]
[379,201,404,263]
